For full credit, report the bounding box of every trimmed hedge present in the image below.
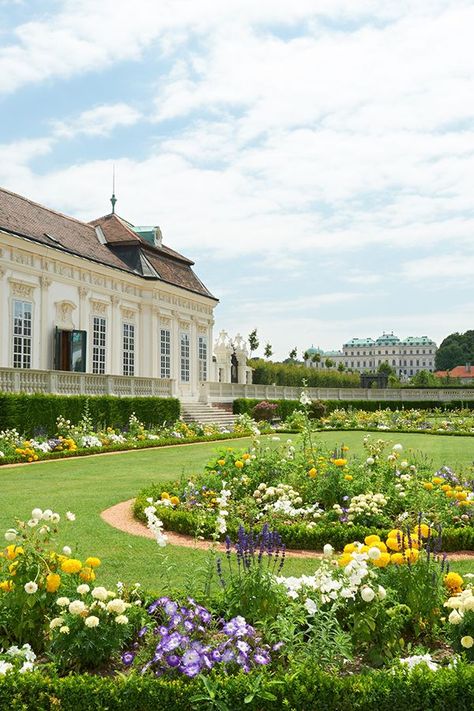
[233,398,474,417]
[0,664,473,711]
[0,393,180,436]
[134,483,474,552]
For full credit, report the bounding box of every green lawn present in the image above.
[1,432,473,591]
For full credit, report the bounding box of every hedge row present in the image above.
[233,398,474,417]
[0,664,473,711]
[134,486,474,552]
[0,393,180,436]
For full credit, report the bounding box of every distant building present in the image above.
[305,332,437,379]
[434,365,474,384]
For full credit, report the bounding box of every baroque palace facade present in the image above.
[306,332,437,379]
[0,187,251,400]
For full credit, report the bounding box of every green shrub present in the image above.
[233,398,474,416]
[0,393,180,437]
[0,663,473,710]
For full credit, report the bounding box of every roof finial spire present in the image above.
[110,164,117,214]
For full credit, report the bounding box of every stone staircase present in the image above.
[180,402,235,429]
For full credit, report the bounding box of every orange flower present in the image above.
[46,573,61,593]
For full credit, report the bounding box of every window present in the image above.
[92,316,106,374]
[160,329,171,379]
[13,300,32,368]
[180,332,190,382]
[122,323,135,376]
[198,335,208,381]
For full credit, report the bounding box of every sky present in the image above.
[0,0,473,359]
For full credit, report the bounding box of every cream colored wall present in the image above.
[0,232,215,398]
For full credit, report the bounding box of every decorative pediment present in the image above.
[90,299,108,315]
[9,278,35,299]
[55,300,77,329]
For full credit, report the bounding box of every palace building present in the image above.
[0,186,251,400]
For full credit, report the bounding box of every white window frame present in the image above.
[198,335,208,381]
[180,331,190,382]
[12,299,32,369]
[160,329,171,379]
[92,316,107,374]
[122,322,135,376]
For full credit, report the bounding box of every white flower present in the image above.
[56,597,70,607]
[461,635,473,649]
[68,600,87,615]
[392,444,403,452]
[323,544,334,557]
[84,615,100,628]
[49,617,64,629]
[399,654,438,671]
[59,626,70,634]
[27,519,39,528]
[448,609,463,625]
[106,598,127,615]
[304,598,318,615]
[62,546,72,556]
[91,587,108,601]
[368,547,381,560]
[77,584,90,595]
[24,581,38,594]
[42,509,53,521]
[19,661,34,673]
[115,614,129,625]
[366,457,375,465]
[300,392,311,406]
[0,661,14,675]
[361,587,375,602]
[31,508,42,519]
[50,513,60,524]
[4,529,17,542]
[38,526,50,536]
[377,585,387,600]
[66,511,76,521]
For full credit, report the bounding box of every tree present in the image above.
[337,362,345,372]
[263,343,273,359]
[436,330,474,370]
[289,347,297,360]
[248,329,259,357]
[377,361,396,378]
[303,350,310,361]
[312,353,321,364]
[325,358,334,369]
[411,369,437,387]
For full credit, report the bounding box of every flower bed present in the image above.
[0,505,473,708]
[0,411,257,466]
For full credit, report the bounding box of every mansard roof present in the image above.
[0,186,216,301]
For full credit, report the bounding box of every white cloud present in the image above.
[52,103,141,138]
[402,254,474,280]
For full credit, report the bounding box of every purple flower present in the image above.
[183,620,195,632]
[211,650,222,662]
[164,600,178,616]
[182,664,200,677]
[162,632,182,652]
[182,649,201,666]
[166,654,181,668]
[138,625,148,638]
[121,651,135,666]
[147,599,161,614]
[254,650,270,665]
[272,642,284,651]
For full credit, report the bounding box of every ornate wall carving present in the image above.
[55,301,76,330]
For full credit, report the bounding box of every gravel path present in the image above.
[101,500,474,561]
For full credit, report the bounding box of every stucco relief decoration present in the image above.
[198,323,208,335]
[90,299,108,315]
[160,317,171,328]
[121,307,136,321]
[55,301,76,330]
[179,320,190,330]
[78,286,88,299]
[9,279,34,299]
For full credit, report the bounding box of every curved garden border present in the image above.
[101,499,474,560]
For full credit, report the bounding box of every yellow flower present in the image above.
[332,458,347,467]
[446,490,455,498]
[242,453,250,460]
[0,580,13,592]
[161,492,171,500]
[403,548,419,564]
[61,558,82,574]
[344,474,353,481]
[342,446,349,452]
[386,537,402,552]
[79,567,96,582]
[423,482,433,491]
[235,461,244,469]
[432,477,443,485]
[5,545,23,561]
[373,552,391,568]
[387,529,403,540]
[413,523,430,539]
[390,553,405,565]
[46,573,61,593]
[455,491,467,501]
[441,484,451,492]
[444,572,463,591]
[343,543,356,554]
[170,496,180,506]
[217,459,226,467]
[364,535,381,546]
[85,557,101,569]
[371,541,388,553]
[338,553,353,567]
[308,468,317,478]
